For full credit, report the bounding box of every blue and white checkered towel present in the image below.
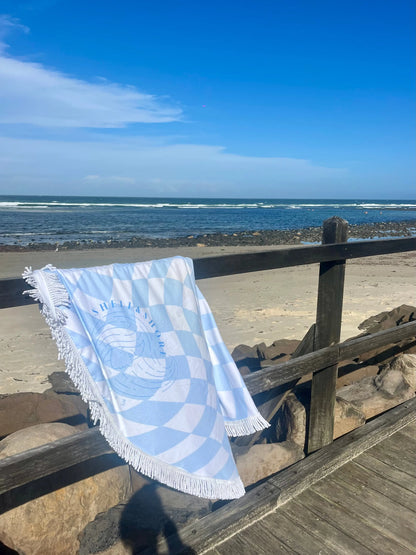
[23,256,268,499]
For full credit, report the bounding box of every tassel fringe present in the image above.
[22,267,246,500]
[225,414,270,437]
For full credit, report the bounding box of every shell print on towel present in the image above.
[23,256,268,499]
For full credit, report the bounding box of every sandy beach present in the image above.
[0,244,414,396]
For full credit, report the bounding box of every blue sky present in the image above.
[0,0,414,198]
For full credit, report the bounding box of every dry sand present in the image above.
[0,246,414,395]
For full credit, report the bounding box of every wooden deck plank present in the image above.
[228,519,297,555]
[151,399,416,554]
[394,423,416,441]
[355,451,416,494]
[292,490,408,555]
[367,438,416,477]
[344,459,416,511]
[212,526,293,555]
[385,433,416,460]
[331,471,416,534]
[279,497,376,554]
[237,512,335,555]
[312,474,416,551]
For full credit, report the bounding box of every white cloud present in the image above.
[0,56,182,126]
[0,15,182,128]
[0,135,347,197]
[0,15,29,53]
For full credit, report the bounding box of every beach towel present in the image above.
[23,256,268,499]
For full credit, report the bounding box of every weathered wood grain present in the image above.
[153,398,416,554]
[313,474,416,551]
[308,217,347,453]
[287,495,385,554]
[367,437,416,477]
[0,428,111,496]
[241,511,335,555]
[223,518,296,555]
[394,425,416,441]
[244,321,416,396]
[331,470,416,534]
[193,237,416,279]
[297,487,413,554]
[356,450,416,494]
[346,459,416,511]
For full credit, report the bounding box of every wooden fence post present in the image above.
[307,217,348,454]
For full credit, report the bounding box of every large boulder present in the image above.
[337,354,416,420]
[274,391,365,446]
[233,441,304,487]
[358,305,416,334]
[356,305,416,364]
[333,397,366,439]
[274,392,306,447]
[0,423,131,555]
[78,484,211,554]
[231,339,301,375]
[0,390,88,439]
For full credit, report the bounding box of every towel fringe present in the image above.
[23,265,70,323]
[225,414,270,437]
[22,269,246,501]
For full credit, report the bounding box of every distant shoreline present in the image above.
[1,220,414,252]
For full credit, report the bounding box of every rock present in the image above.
[275,389,365,443]
[358,305,416,334]
[337,354,416,420]
[337,363,380,388]
[0,390,89,438]
[333,397,365,439]
[129,468,153,493]
[231,344,261,375]
[0,423,132,555]
[96,542,130,555]
[233,441,304,487]
[79,484,211,554]
[48,371,79,394]
[355,305,416,364]
[376,354,416,392]
[258,339,301,363]
[274,393,306,448]
[78,505,125,555]
[232,339,301,375]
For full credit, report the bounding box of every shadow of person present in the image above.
[119,483,196,554]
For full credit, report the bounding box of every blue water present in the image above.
[0,196,414,245]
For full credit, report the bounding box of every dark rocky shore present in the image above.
[1,220,414,252]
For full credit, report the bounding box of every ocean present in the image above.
[0,196,415,246]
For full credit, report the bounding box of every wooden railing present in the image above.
[1,217,415,508]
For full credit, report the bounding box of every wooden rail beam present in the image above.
[0,429,111,501]
[1,236,415,308]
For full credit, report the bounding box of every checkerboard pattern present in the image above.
[26,257,268,498]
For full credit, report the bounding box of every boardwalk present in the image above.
[208,421,416,555]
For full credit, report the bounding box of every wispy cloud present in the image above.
[0,14,29,53]
[0,57,183,126]
[0,15,182,127]
[0,135,347,196]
